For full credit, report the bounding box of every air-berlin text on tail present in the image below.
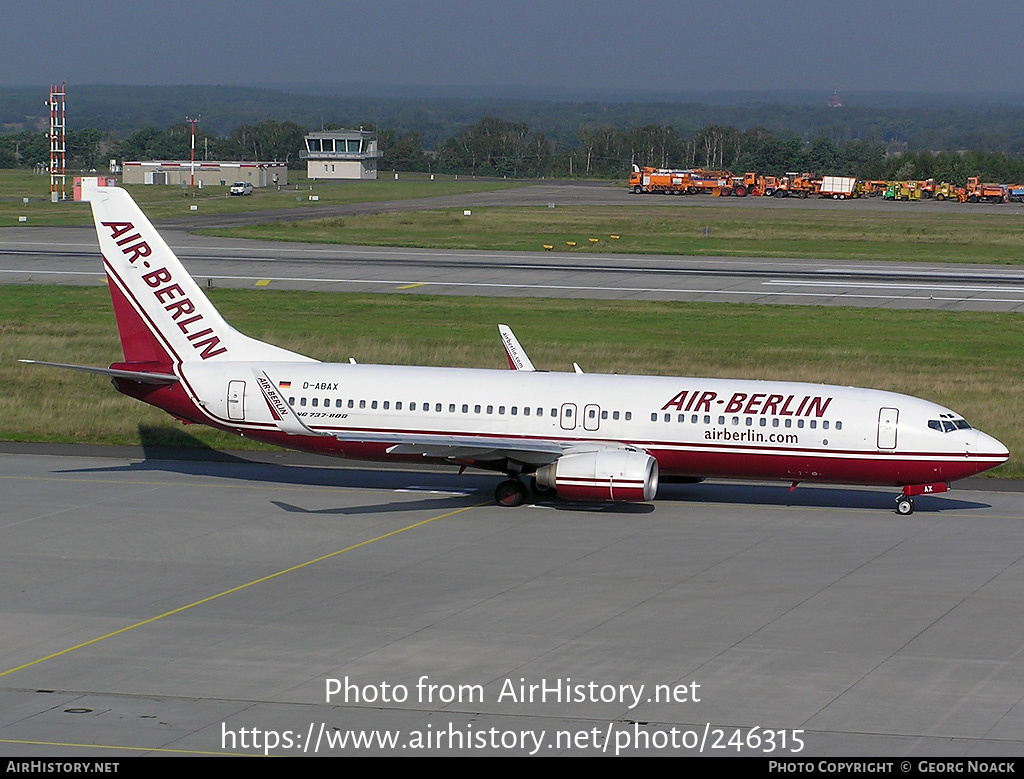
[662,390,832,418]
[101,221,227,360]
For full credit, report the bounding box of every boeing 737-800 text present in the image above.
[23,181,1009,513]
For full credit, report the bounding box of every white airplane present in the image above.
[24,182,1009,513]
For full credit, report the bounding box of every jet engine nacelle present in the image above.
[535,449,659,502]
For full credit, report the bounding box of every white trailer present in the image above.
[819,176,857,199]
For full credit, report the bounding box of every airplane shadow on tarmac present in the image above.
[53,427,994,516]
[657,480,992,514]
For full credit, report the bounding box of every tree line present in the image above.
[4,117,1024,185]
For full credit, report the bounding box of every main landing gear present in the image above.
[895,495,915,515]
[495,478,528,507]
[494,475,557,506]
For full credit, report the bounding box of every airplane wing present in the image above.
[336,430,565,465]
[498,324,536,371]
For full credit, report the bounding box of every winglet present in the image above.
[498,324,536,371]
[253,370,323,436]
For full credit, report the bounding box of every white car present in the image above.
[229,181,253,196]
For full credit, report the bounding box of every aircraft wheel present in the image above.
[495,479,527,507]
[895,496,915,515]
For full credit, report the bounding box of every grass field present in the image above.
[2,286,1019,478]
[0,168,527,226]
[204,205,1024,264]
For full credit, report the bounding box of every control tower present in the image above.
[302,129,379,180]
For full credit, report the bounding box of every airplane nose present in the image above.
[975,430,1009,461]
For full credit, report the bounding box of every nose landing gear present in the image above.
[895,495,915,515]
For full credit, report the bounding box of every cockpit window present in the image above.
[929,418,973,432]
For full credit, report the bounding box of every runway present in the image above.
[5,226,1024,311]
[2,448,1023,756]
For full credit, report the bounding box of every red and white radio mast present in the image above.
[49,83,66,201]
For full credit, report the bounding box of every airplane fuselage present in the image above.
[122,361,1006,489]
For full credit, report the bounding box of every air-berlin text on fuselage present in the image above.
[102,221,227,360]
[662,390,832,417]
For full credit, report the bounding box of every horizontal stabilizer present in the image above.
[19,360,178,385]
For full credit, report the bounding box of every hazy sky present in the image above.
[5,1,1024,95]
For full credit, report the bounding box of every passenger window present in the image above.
[371,400,377,409]
[511,407,517,415]
[383,401,389,410]
[462,404,469,413]
[335,399,342,408]
[625,412,632,421]
[300,397,307,407]
[499,406,506,415]
[487,405,493,414]
[601,411,608,419]
[822,421,829,430]
[651,413,658,422]
[524,407,531,416]
[475,404,481,413]
[348,399,354,409]
[785,418,791,428]
[772,418,779,427]
[449,404,456,413]
[435,403,442,412]
[359,400,366,409]
[396,401,402,410]
[312,398,318,407]
[288,397,295,405]
[835,421,842,430]
[410,402,416,410]
[613,411,620,420]
[810,420,817,429]
[718,416,725,425]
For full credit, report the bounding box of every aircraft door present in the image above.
[227,380,246,421]
[560,403,577,431]
[877,407,898,449]
[584,404,601,431]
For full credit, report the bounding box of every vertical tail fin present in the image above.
[87,184,315,367]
